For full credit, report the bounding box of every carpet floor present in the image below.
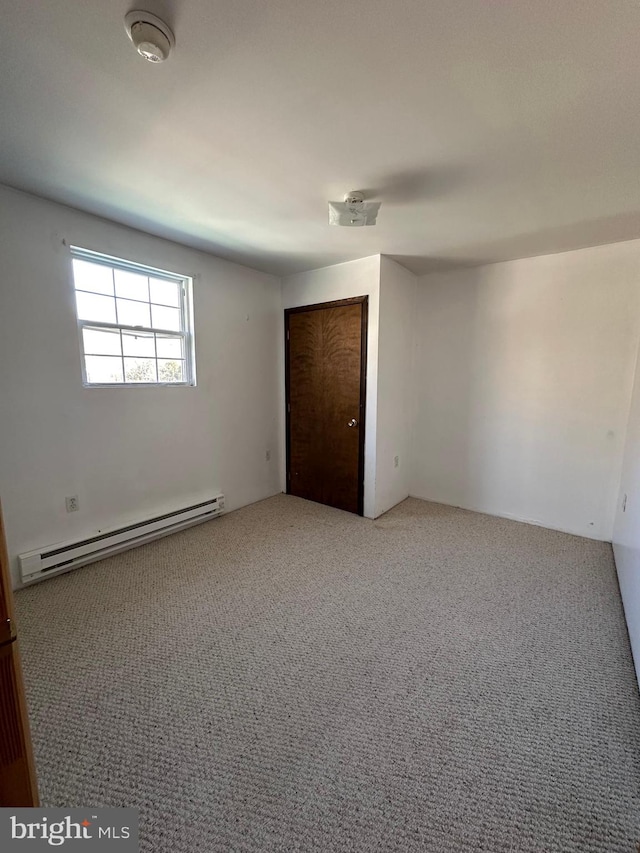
[14,494,640,852]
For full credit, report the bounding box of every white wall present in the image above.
[375,257,416,517]
[281,256,380,518]
[412,241,640,540]
[613,292,640,680]
[0,185,282,587]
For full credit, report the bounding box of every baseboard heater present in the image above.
[18,494,225,584]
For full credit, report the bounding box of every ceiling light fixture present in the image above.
[328,192,381,227]
[124,10,175,63]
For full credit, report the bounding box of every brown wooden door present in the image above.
[286,297,367,515]
[0,502,39,806]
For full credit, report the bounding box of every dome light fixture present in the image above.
[328,191,381,227]
[124,10,175,63]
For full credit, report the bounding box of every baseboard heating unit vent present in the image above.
[19,495,225,584]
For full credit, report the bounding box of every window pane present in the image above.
[117,298,151,328]
[83,327,122,356]
[72,260,114,295]
[114,269,149,302]
[85,356,123,384]
[124,357,157,383]
[155,335,183,358]
[151,304,181,331]
[76,292,116,324]
[158,359,185,383]
[72,250,193,387]
[122,330,155,357]
[149,278,180,307]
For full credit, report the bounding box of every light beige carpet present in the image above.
[14,495,640,852]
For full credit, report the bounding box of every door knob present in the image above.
[347,418,358,427]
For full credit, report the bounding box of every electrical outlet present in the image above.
[265,450,271,462]
[65,495,79,513]
[394,455,399,468]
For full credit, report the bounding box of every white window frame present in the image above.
[70,246,196,388]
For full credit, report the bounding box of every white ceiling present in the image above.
[1,0,639,276]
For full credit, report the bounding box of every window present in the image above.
[70,247,195,386]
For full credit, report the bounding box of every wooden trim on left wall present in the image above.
[0,501,39,806]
